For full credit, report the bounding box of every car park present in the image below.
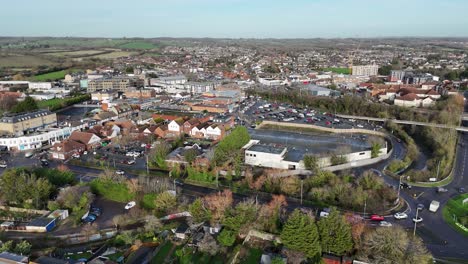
[394,212,408,219]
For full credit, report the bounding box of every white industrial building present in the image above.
[352,65,379,76]
[243,140,388,170]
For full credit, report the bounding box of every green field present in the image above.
[34,38,129,48]
[90,51,135,59]
[119,41,158,50]
[442,193,468,236]
[322,67,351,74]
[0,54,55,67]
[33,70,68,81]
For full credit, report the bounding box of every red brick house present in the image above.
[50,139,86,160]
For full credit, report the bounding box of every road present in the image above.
[336,114,468,132]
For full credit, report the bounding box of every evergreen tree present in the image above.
[318,209,354,255]
[280,209,321,259]
[188,198,211,223]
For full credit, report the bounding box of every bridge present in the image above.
[336,114,468,132]
[73,104,100,108]
[462,113,468,121]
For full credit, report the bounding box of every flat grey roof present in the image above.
[248,144,285,154]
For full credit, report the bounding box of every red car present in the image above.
[370,214,385,221]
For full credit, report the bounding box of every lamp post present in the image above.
[397,175,403,202]
[300,179,304,205]
[413,207,421,236]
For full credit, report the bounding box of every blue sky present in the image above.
[1,0,467,38]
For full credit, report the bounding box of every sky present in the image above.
[1,0,467,38]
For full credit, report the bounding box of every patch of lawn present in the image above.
[442,194,468,236]
[142,193,157,210]
[90,179,135,202]
[151,241,174,264]
[67,252,92,260]
[322,67,351,74]
[243,248,263,264]
[34,70,67,81]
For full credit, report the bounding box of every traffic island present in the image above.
[442,194,468,236]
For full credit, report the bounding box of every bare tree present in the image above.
[198,233,220,256]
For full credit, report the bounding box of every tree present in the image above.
[183,148,198,165]
[359,226,432,264]
[149,141,170,169]
[213,126,250,166]
[317,209,353,255]
[371,142,382,158]
[280,176,300,196]
[154,192,177,213]
[258,195,287,233]
[280,209,321,259]
[143,215,162,233]
[14,240,32,255]
[378,65,393,76]
[198,233,220,255]
[0,240,13,252]
[188,198,211,223]
[217,229,236,247]
[303,155,319,172]
[11,96,38,113]
[223,199,258,235]
[204,189,233,223]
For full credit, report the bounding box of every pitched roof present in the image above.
[397,93,419,101]
[69,131,100,144]
[52,139,86,152]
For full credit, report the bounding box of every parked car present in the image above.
[459,187,466,193]
[394,212,408,219]
[370,214,385,221]
[0,160,7,168]
[72,153,80,159]
[25,152,34,158]
[400,182,412,189]
[437,187,448,193]
[125,201,136,210]
[174,179,184,186]
[90,207,102,217]
[379,221,392,227]
[82,214,97,224]
[412,217,423,223]
[116,170,125,175]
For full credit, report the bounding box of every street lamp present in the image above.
[413,207,421,236]
[397,175,404,202]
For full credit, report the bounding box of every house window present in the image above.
[253,154,256,157]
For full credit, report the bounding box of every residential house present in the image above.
[68,131,101,150]
[168,120,183,134]
[108,104,134,118]
[394,93,422,107]
[190,124,208,139]
[183,118,201,135]
[205,124,225,141]
[50,139,86,160]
